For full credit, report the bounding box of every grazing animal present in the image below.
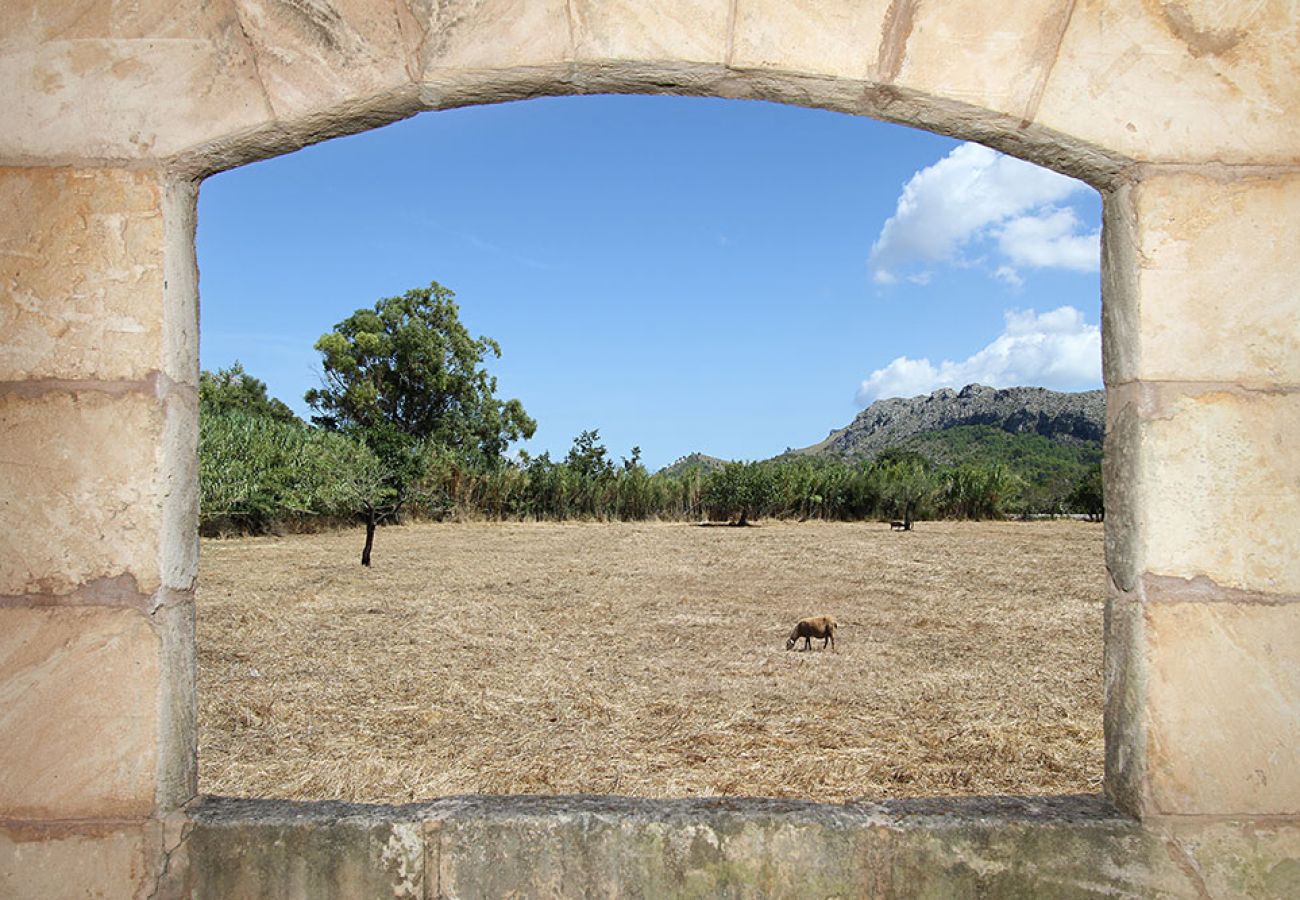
[890,520,906,531]
[786,615,837,651]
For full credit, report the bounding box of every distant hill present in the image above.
[658,452,729,477]
[657,386,1104,508]
[773,384,1104,508]
[797,384,1104,460]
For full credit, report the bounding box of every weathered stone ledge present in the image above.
[188,792,1128,829]
[163,794,1299,898]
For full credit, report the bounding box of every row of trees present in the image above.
[200,414,1040,526]
[420,447,1028,528]
[200,280,1103,564]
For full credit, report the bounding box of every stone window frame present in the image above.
[5,27,1296,890]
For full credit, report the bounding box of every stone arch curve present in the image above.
[2,2,1297,895]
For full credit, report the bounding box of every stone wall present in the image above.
[1,2,1296,896]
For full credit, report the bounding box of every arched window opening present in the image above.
[195,95,1105,804]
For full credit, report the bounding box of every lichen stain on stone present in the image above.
[1263,856,1300,898]
[36,65,65,96]
[1157,1,1247,59]
[272,0,349,54]
[422,0,474,60]
[378,824,423,898]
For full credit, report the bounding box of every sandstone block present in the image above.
[186,804,423,899]
[892,0,1073,118]
[571,0,730,66]
[1125,173,1300,385]
[0,823,155,900]
[435,808,872,897]
[413,0,572,74]
[230,0,414,121]
[731,0,888,81]
[1145,601,1300,816]
[0,0,272,161]
[0,389,189,599]
[0,608,160,820]
[1034,1,1300,164]
[1166,819,1300,900]
[0,168,167,383]
[1136,387,1300,595]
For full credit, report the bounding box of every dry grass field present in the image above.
[197,520,1104,804]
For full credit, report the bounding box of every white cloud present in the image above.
[869,142,1094,284]
[856,306,1101,404]
[997,207,1099,272]
[993,265,1023,288]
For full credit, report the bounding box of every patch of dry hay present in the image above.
[197,520,1103,803]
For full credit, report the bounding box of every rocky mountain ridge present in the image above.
[799,384,1105,460]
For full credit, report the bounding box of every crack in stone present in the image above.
[1163,833,1213,899]
[1022,0,1077,125]
[228,0,282,121]
[391,0,420,83]
[147,816,193,900]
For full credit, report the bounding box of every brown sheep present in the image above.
[786,615,837,651]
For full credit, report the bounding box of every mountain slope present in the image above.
[800,384,1104,460]
[658,452,729,477]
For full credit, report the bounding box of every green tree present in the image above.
[565,429,615,481]
[878,456,937,530]
[1066,463,1104,521]
[306,281,536,565]
[704,461,774,526]
[200,361,298,423]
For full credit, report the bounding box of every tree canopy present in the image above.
[306,281,535,465]
[200,361,298,423]
[305,281,535,564]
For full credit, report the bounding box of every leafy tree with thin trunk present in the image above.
[1066,463,1104,521]
[306,281,536,565]
[878,455,937,530]
[704,461,774,526]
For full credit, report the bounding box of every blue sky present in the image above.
[197,95,1102,471]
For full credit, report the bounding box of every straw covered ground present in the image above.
[198,520,1104,803]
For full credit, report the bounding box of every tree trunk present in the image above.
[904,503,914,531]
[361,508,377,567]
